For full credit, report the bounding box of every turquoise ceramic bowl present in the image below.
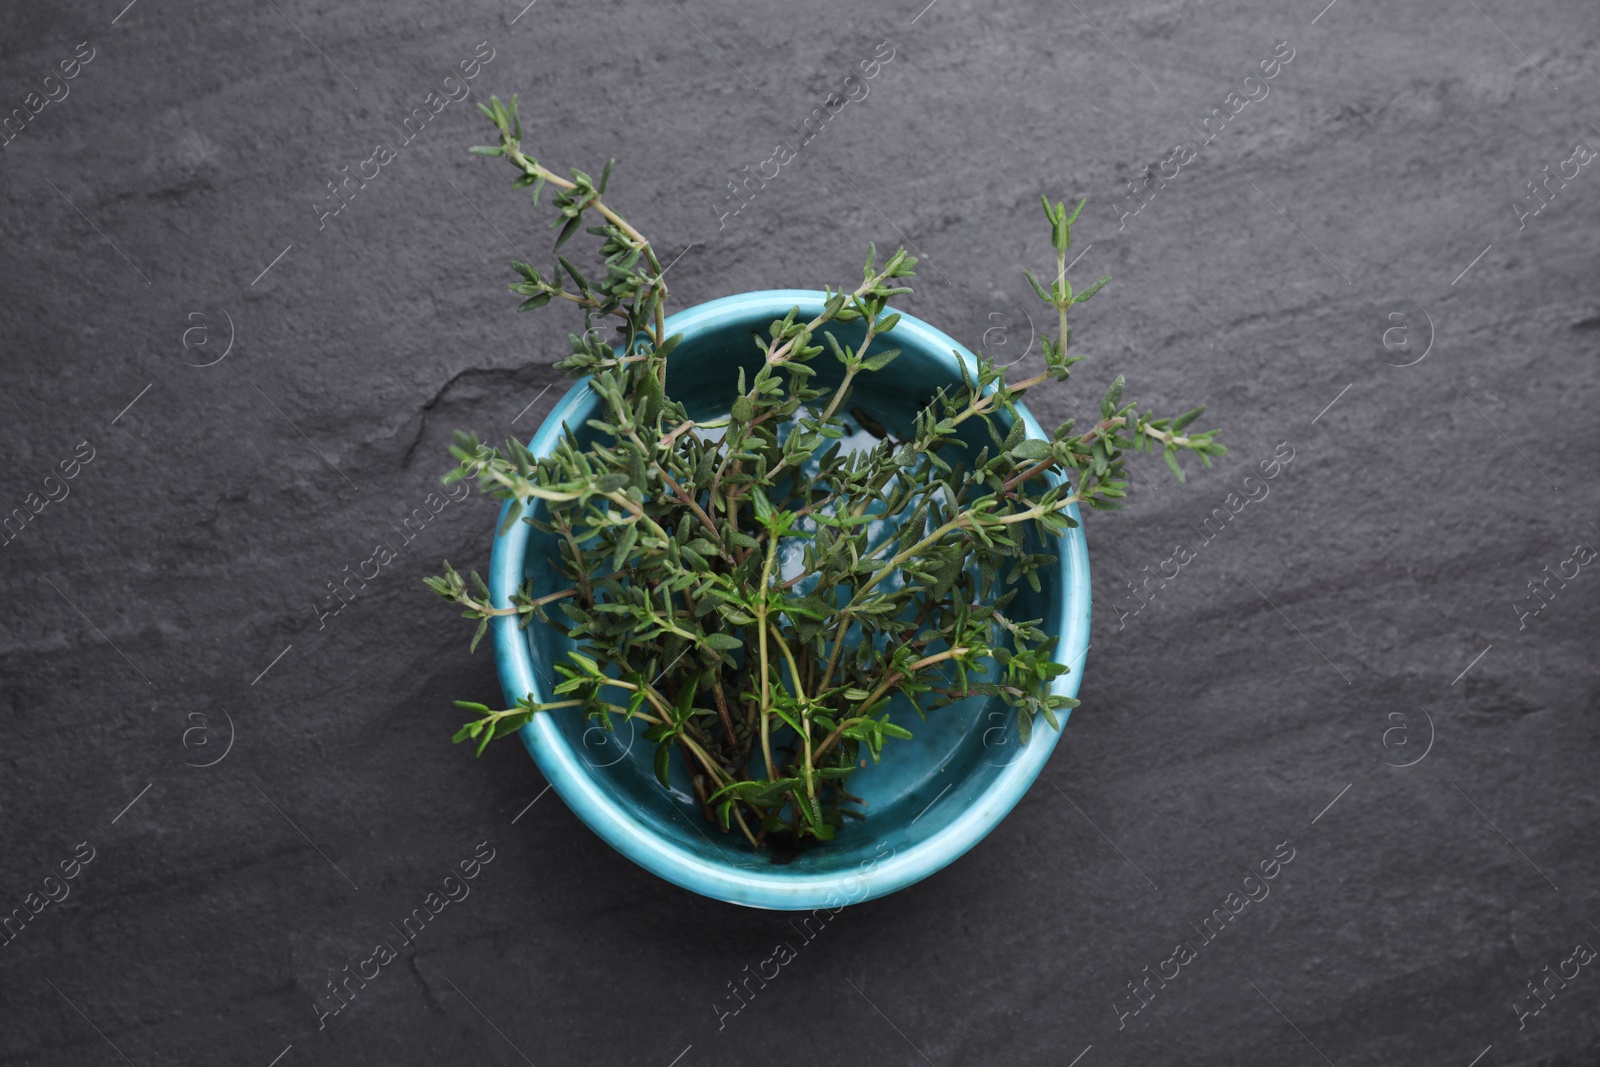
[490,290,1091,909]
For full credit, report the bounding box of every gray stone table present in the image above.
[1,0,1597,1063]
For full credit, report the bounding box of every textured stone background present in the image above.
[2,0,1598,1063]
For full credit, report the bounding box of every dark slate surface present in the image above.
[2,0,1598,1064]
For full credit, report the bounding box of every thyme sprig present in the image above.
[429,97,1224,852]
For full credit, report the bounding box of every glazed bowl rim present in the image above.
[489,288,1092,910]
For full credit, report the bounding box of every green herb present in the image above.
[428,96,1224,852]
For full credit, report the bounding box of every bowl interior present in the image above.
[498,291,1088,904]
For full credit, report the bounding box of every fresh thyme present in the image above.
[427,95,1224,852]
